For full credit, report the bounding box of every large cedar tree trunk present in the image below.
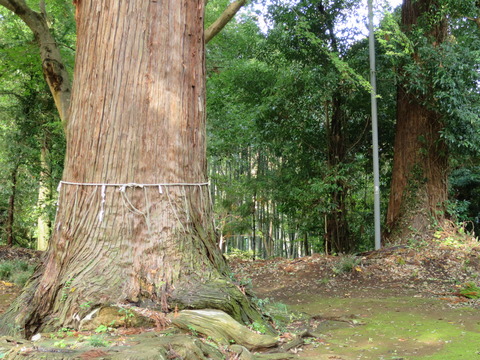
[0,0,261,337]
[385,0,448,241]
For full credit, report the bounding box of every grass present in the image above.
[459,281,480,299]
[0,259,35,287]
[88,336,110,347]
[333,255,361,274]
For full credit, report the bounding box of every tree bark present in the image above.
[385,0,448,241]
[0,0,263,338]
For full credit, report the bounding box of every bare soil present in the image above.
[231,241,480,304]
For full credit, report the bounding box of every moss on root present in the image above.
[170,278,274,335]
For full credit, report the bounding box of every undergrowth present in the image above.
[252,296,303,332]
[459,282,480,299]
[333,255,362,275]
[0,259,35,287]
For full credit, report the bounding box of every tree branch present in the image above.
[39,0,46,18]
[205,0,247,44]
[466,16,480,29]
[0,0,13,11]
[0,0,71,128]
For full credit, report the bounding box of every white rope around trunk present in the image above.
[57,181,209,191]
[56,180,210,224]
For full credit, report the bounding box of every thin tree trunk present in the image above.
[6,166,18,247]
[303,233,309,257]
[288,231,295,258]
[1,0,263,337]
[326,95,352,253]
[37,145,50,251]
[252,192,256,260]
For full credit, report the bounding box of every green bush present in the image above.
[333,255,361,275]
[0,262,13,280]
[225,248,254,261]
[0,260,35,286]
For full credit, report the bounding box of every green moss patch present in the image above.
[290,297,480,359]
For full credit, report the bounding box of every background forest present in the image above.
[0,0,479,257]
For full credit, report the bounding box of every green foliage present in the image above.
[225,248,254,260]
[0,1,70,248]
[187,325,198,336]
[378,1,480,154]
[53,339,67,348]
[88,336,109,348]
[251,320,268,334]
[61,278,74,301]
[80,301,93,309]
[94,324,112,334]
[333,255,361,275]
[459,282,480,299]
[0,259,35,286]
[51,327,75,339]
[449,166,480,234]
[118,307,135,328]
[252,296,299,332]
[206,0,398,255]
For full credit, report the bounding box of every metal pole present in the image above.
[368,0,381,250]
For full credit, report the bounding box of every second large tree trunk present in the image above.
[0,0,262,337]
[386,87,448,239]
[385,0,449,241]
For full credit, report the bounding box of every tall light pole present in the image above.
[368,0,382,250]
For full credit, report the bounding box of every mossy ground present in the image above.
[291,297,480,359]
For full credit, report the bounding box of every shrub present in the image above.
[0,263,13,280]
[0,260,35,286]
[333,255,361,275]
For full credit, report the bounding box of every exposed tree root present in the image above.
[170,309,278,351]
